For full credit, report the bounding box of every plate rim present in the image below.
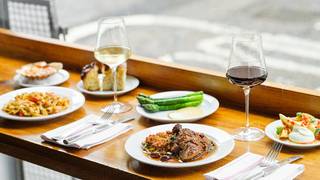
[76,75,139,96]
[14,69,70,87]
[125,123,234,168]
[135,91,219,122]
[265,120,320,148]
[0,86,85,121]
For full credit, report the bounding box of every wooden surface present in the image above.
[0,56,316,180]
[0,29,320,179]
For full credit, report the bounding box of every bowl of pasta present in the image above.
[0,87,85,121]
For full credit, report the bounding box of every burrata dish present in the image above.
[276,113,320,144]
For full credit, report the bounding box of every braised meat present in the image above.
[142,124,214,162]
[172,124,214,161]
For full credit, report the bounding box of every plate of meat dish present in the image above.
[125,123,234,168]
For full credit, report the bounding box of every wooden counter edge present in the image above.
[0,132,148,180]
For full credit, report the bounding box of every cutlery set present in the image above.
[235,142,302,180]
[51,106,134,144]
[63,116,135,144]
[244,155,303,180]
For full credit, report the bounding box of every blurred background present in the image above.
[1,0,320,179]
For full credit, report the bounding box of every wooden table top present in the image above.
[0,56,317,179]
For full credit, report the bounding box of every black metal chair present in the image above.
[2,0,67,40]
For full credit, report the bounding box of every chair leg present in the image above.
[59,27,68,41]
[0,154,24,180]
[15,159,24,180]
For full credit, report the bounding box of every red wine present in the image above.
[226,66,267,87]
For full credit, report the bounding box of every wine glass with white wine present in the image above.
[95,17,132,113]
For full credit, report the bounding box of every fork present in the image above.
[234,142,283,180]
[259,142,283,167]
[52,106,114,141]
[241,143,283,180]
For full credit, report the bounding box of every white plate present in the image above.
[76,75,139,97]
[125,123,234,168]
[265,120,320,149]
[136,91,219,123]
[14,69,70,87]
[0,86,85,121]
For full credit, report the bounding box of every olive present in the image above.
[160,155,171,162]
[150,153,160,159]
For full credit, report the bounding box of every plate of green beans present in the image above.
[136,91,219,123]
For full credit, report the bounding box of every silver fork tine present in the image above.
[272,143,281,160]
[270,143,283,161]
[98,106,114,121]
[261,142,283,166]
[267,143,278,161]
[266,143,283,166]
[99,110,112,121]
[264,143,275,161]
[263,143,276,164]
[102,105,113,114]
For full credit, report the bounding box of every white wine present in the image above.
[94,46,131,67]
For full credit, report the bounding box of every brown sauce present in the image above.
[143,140,216,163]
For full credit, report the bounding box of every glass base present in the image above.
[233,127,265,141]
[105,102,132,114]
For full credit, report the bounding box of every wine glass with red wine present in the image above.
[226,33,267,141]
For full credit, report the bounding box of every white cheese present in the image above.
[289,125,315,144]
[168,107,204,120]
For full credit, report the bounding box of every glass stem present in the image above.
[243,86,250,131]
[98,74,105,92]
[111,66,118,103]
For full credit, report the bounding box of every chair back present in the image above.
[3,0,60,38]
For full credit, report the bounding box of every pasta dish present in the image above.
[2,92,69,117]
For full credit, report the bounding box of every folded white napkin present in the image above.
[41,114,133,149]
[204,152,304,180]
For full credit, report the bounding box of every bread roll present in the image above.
[81,62,100,91]
[81,61,126,91]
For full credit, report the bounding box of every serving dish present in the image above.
[0,86,85,121]
[125,123,234,168]
[14,69,69,87]
[265,120,320,149]
[76,75,139,97]
[136,91,219,123]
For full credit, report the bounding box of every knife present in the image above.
[244,155,303,180]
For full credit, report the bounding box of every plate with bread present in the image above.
[14,61,69,87]
[77,62,139,96]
